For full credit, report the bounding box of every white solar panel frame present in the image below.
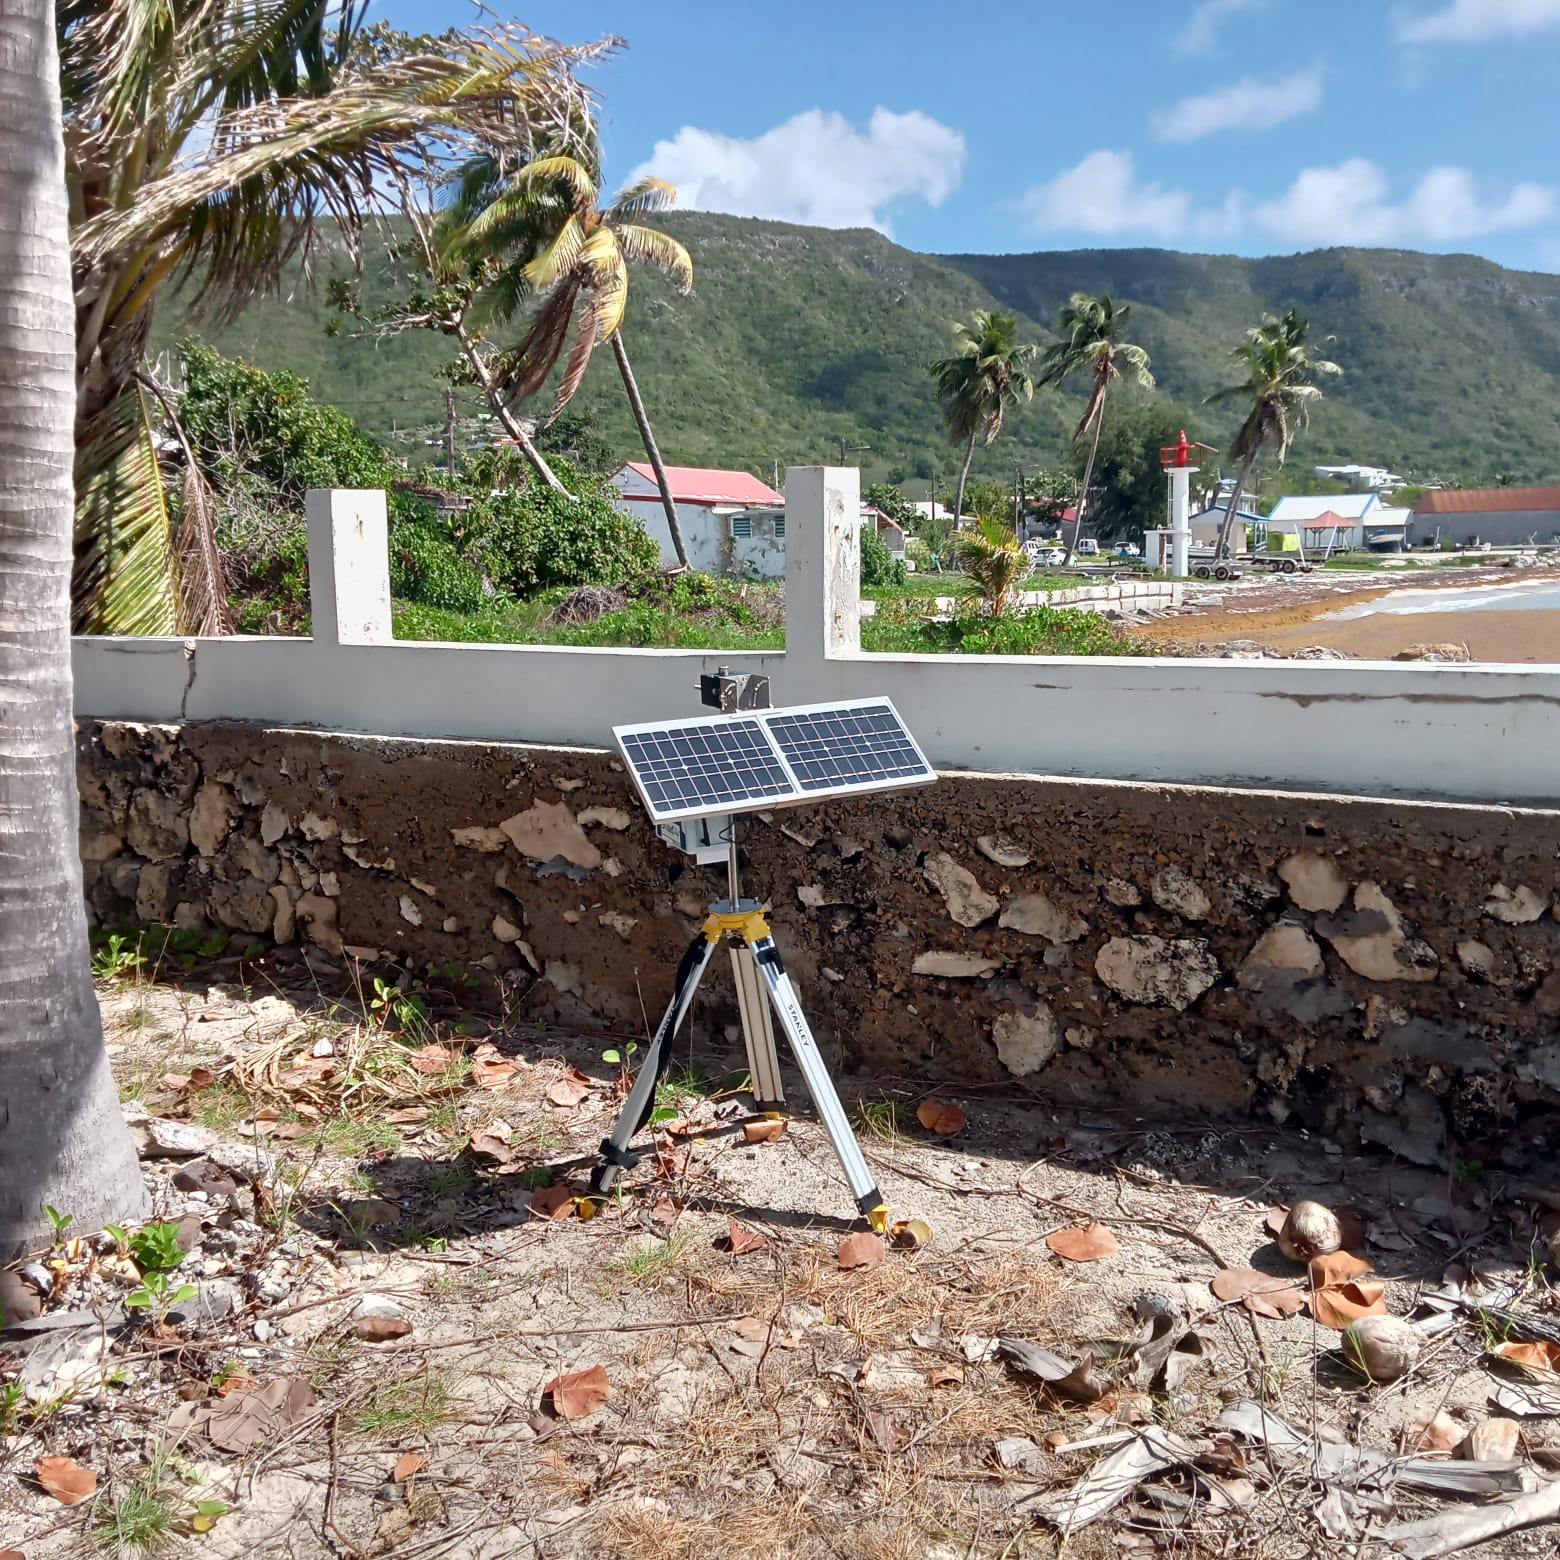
[613,697,935,824]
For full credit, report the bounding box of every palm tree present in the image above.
[951,516,1030,616]
[930,312,1036,532]
[1035,295,1153,566]
[62,0,601,630]
[441,148,696,567]
[1,0,148,1257]
[1206,309,1342,559]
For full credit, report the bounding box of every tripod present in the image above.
[584,834,889,1231]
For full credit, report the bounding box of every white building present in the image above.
[608,462,787,576]
[1314,464,1403,491]
[1267,493,1409,552]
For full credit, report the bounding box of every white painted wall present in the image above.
[611,486,785,579]
[70,474,1560,807]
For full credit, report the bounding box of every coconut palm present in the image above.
[1206,309,1341,559]
[1,0,148,1256]
[951,516,1030,616]
[62,0,601,630]
[930,312,1036,531]
[440,147,696,566]
[1035,295,1153,566]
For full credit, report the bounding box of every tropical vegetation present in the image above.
[950,516,1031,616]
[1207,309,1342,557]
[62,0,600,633]
[1036,294,1153,564]
[930,312,1036,526]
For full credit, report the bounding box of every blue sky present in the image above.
[385,0,1560,269]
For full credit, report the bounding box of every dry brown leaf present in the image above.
[1495,1340,1560,1373]
[547,1077,591,1109]
[742,1118,788,1144]
[654,1143,691,1179]
[916,1099,967,1135]
[197,1009,226,1022]
[355,1315,413,1343]
[837,1232,885,1271]
[730,1317,771,1343]
[392,1451,428,1483]
[408,1044,455,1075]
[1308,1279,1388,1331]
[535,1449,567,1473]
[1211,1267,1306,1318]
[1408,1411,1463,1454]
[1,1549,26,1559]
[891,1218,932,1251]
[1046,1223,1120,1263]
[205,1379,316,1454]
[726,1219,767,1256]
[1309,1250,1374,1289]
[469,1129,516,1164]
[864,1408,909,1452]
[544,1364,611,1420]
[1264,1206,1288,1237]
[188,1067,215,1090]
[161,1072,191,1091]
[384,1107,429,1126]
[927,1365,965,1388]
[649,1195,682,1227]
[472,1058,519,1089]
[529,1184,576,1220]
[34,1457,96,1505]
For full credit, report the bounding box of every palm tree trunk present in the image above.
[1215,447,1261,560]
[611,331,688,569]
[0,0,148,1257]
[1063,401,1107,567]
[452,323,570,497]
[953,428,977,533]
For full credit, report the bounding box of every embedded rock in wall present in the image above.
[977,834,1031,868]
[451,826,508,853]
[922,853,997,928]
[126,790,188,860]
[1238,924,1324,990]
[500,801,602,871]
[997,893,1087,944]
[260,802,289,845]
[1095,936,1219,1011]
[189,782,234,857]
[1457,940,1496,979]
[1278,851,1349,913]
[991,1004,1059,1076]
[1150,867,1210,920]
[1483,883,1547,925]
[208,876,273,935]
[134,863,173,924]
[295,893,342,956]
[1105,878,1142,907]
[912,950,1002,978]
[1318,882,1438,983]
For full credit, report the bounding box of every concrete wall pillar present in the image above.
[784,466,860,684]
[306,488,392,647]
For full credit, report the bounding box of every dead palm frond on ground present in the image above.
[62,0,605,630]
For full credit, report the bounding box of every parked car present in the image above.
[1076,538,1100,557]
[1031,545,1066,566]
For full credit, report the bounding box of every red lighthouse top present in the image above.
[1159,431,1216,471]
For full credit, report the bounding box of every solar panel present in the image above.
[614,698,934,824]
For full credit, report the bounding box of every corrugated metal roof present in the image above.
[1414,485,1560,515]
[616,462,783,505]
[1268,494,1381,522]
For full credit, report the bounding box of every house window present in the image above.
[773,516,786,539]
[729,515,752,539]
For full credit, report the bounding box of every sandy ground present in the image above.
[1138,567,1560,661]
[3,957,1559,1558]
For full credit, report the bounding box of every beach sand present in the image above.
[1137,571,1560,662]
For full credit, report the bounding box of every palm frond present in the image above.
[523,212,585,291]
[73,383,179,636]
[497,279,582,403]
[607,175,677,220]
[614,224,693,292]
[550,295,600,417]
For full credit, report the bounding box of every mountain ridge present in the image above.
[154,212,1560,487]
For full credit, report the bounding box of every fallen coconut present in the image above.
[1459,1418,1521,1463]
[1278,1200,1343,1263]
[1343,1315,1421,1383]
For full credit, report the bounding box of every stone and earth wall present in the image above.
[77,719,1560,1178]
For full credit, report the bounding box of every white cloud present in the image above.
[1398,0,1560,43]
[1178,0,1267,53]
[628,108,966,234]
[1257,159,1556,245]
[1021,150,1241,240]
[1153,70,1322,142]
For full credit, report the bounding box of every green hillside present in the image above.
[153,214,1560,488]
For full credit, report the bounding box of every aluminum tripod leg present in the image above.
[730,945,784,1109]
[749,933,888,1229]
[587,933,717,1203]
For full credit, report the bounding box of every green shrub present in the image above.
[860,523,906,588]
[862,601,1150,657]
[389,519,488,612]
[904,536,932,570]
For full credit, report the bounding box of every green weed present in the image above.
[355,1374,451,1436]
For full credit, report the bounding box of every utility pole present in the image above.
[1014,462,1024,532]
[444,388,457,479]
[838,438,871,466]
